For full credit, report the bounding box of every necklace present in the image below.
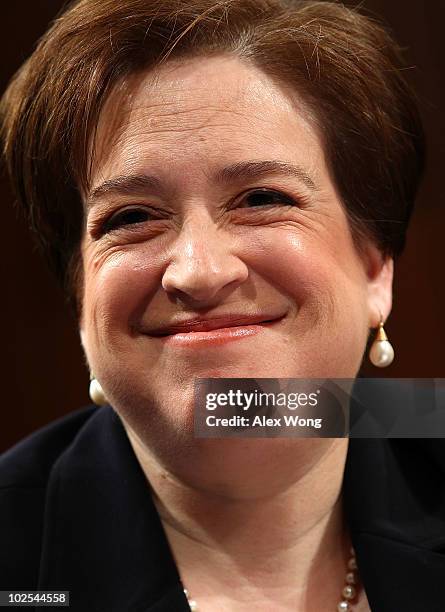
[183,546,360,612]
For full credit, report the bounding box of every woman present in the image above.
[0,0,442,610]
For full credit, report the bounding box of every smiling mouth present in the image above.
[145,313,286,346]
[148,314,286,337]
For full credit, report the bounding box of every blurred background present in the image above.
[1,1,444,451]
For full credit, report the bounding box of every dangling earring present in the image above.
[369,313,395,367]
[89,373,108,406]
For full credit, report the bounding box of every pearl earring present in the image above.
[369,314,395,368]
[89,374,108,406]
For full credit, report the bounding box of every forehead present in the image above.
[91,54,324,188]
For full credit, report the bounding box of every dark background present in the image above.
[1,1,444,452]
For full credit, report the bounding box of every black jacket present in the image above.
[1,405,445,611]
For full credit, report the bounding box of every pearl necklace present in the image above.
[183,547,360,612]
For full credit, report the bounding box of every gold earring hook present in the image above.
[376,311,388,341]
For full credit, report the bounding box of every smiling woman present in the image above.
[0,1,441,611]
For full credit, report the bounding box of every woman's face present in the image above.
[80,55,391,459]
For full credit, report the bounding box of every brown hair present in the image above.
[0,0,424,311]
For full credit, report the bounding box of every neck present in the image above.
[127,433,353,610]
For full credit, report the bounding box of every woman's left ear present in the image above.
[79,328,88,355]
[363,245,394,327]
[79,328,92,372]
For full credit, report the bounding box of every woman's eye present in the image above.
[240,189,296,208]
[102,208,152,232]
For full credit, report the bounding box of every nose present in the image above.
[161,219,249,307]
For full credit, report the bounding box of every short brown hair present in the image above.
[0,0,424,311]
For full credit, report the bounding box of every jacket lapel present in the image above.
[345,437,445,611]
[37,406,190,612]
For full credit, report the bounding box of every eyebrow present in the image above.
[86,160,317,208]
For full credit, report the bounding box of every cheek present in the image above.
[241,224,367,313]
[242,225,371,367]
[81,246,164,353]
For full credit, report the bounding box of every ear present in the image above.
[79,327,87,351]
[79,327,92,373]
[362,244,394,328]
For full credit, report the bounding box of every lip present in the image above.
[148,313,286,335]
[145,313,286,347]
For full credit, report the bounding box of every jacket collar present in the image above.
[38,405,445,611]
